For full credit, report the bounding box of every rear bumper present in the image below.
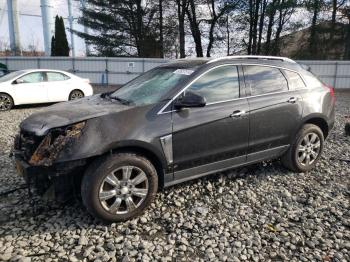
[327,102,336,135]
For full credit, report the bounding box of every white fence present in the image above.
[0,57,349,89]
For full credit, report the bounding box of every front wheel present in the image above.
[81,153,158,223]
[282,124,324,173]
[0,93,14,111]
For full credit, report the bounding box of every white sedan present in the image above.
[0,69,93,111]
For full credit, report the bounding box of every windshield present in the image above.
[0,70,27,82]
[110,67,193,106]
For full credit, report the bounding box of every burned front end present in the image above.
[13,122,87,200]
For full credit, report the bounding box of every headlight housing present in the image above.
[29,122,86,166]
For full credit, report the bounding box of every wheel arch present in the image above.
[302,115,329,138]
[0,92,15,106]
[107,143,167,189]
[69,89,85,99]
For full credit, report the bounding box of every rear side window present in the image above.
[243,65,288,96]
[284,70,305,90]
[47,72,69,82]
[186,65,239,103]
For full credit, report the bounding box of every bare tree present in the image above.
[175,0,188,58]
[159,0,164,57]
[205,0,240,57]
[186,0,204,57]
[341,5,350,59]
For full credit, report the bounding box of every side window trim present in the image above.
[282,69,307,89]
[43,72,48,82]
[241,63,308,91]
[279,68,290,90]
[158,63,242,115]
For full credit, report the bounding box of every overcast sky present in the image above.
[0,0,86,56]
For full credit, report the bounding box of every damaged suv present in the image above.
[14,56,335,222]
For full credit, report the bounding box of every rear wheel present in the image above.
[69,90,84,100]
[0,93,14,111]
[81,153,158,223]
[282,124,324,172]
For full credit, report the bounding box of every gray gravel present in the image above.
[0,92,349,262]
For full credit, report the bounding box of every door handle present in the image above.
[230,110,245,118]
[287,97,297,103]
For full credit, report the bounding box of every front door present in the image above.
[242,65,303,161]
[14,72,47,104]
[171,65,249,181]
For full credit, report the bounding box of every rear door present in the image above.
[171,65,249,180]
[14,72,48,104]
[45,71,72,102]
[242,65,303,161]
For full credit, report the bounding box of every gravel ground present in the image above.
[0,92,349,262]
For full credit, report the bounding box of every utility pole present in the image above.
[68,0,75,57]
[7,0,21,55]
[40,0,55,56]
[80,0,90,56]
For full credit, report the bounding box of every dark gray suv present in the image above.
[14,56,335,222]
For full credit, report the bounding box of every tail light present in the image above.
[328,85,335,97]
[324,84,335,100]
[83,78,90,84]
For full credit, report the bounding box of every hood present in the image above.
[20,94,131,136]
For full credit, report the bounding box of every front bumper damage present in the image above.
[13,122,87,201]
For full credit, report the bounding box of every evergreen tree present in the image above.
[52,15,70,56]
[74,0,161,57]
[51,36,56,56]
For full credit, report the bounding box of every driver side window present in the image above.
[17,72,45,84]
[186,65,240,104]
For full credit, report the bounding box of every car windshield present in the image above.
[0,70,26,82]
[109,67,193,106]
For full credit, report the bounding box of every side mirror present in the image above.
[174,91,206,109]
[14,79,25,84]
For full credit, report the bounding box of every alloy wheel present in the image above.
[70,90,84,100]
[99,166,149,215]
[297,132,321,166]
[0,95,12,111]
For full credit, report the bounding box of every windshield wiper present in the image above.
[109,95,132,105]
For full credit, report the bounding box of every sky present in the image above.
[0,0,86,56]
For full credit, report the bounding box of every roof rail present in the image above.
[207,55,296,64]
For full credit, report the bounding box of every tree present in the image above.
[328,0,346,41]
[205,0,240,57]
[186,0,204,57]
[51,36,56,56]
[342,6,350,59]
[264,0,279,54]
[271,0,298,55]
[305,0,324,58]
[51,15,70,56]
[75,0,161,57]
[175,0,188,58]
[159,0,164,57]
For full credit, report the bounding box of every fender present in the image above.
[106,139,168,170]
[298,113,330,137]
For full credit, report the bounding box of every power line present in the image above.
[0,8,79,19]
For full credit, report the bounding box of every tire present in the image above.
[69,89,84,100]
[0,93,14,111]
[282,124,324,173]
[81,153,158,223]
